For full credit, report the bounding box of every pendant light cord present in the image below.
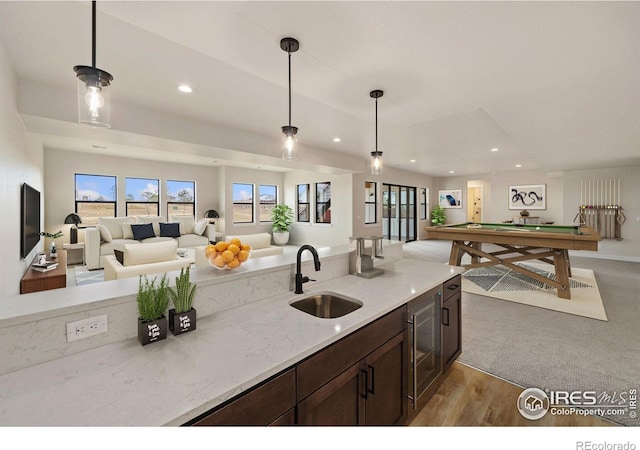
[375,97,378,152]
[288,51,292,127]
[91,1,96,68]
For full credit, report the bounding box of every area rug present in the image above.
[74,266,104,286]
[462,263,607,321]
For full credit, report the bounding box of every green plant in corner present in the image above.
[137,274,169,322]
[169,267,197,314]
[270,204,294,232]
[431,205,446,225]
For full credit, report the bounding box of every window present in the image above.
[126,178,159,216]
[365,181,377,224]
[233,183,254,224]
[166,180,195,218]
[296,184,309,222]
[259,185,277,222]
[316,182,331,224]
[420,188,428,220]
[75,174,116,226]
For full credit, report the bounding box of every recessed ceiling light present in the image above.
[333,137,341,142]
[178,84,192,93]
[515,164,522,168]
[449,170,455,174]
[410,159,416,163]
[490,148,499,152]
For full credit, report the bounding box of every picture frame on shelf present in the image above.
[508,184,546,210]
[438,189,462,209]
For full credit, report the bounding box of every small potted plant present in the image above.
[168,267,197,336]
[137,274,169,345]
[431,205,446,225]
[270,204,294,246]
[40,230,63,258]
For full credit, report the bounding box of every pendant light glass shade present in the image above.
[370,90,384,175]
[74,1,113,128]
[280,37,299,160]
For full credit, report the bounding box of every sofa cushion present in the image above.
[140,236,175,245]
[194,219,209,236]
[226,233,271,250]
[177,233,209,248]
[160,222,181,238]
[136,216,165,236]
[170,216,196,235]
[121,223,134,240]
[96,224,113,243]
[99,217,135,240]
[122,240,178,266]
[131,223,156,240]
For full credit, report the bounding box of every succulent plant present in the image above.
[169,267,197,314]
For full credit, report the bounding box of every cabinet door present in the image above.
[442,292,461,371]
[297,363,365,425]
[364,332,406,425]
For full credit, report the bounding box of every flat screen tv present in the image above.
[21,183,41,259]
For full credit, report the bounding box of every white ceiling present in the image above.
[1,1,639,177]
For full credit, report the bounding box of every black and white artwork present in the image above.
[508,184,546,210]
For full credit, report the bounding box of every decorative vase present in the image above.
[520,210,530,217]
[273,231,290,246]
[138,315,168,346]
[169,308,197,336]
[49,241,57,259]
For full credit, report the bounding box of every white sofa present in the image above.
[104,240,192,281]
[194,232,283,267]
[85,216,216,270]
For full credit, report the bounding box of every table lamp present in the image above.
[64,213,82,244]
[204,210,219,223]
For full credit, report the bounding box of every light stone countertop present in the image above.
[0,258,462,426]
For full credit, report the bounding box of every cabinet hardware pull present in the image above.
[411,313,417,410]
[442,307,450,326]
[367,365,375,394]
[448,284,459,291]
[361,369,368,399]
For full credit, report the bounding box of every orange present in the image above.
[227,257,240,269]
[214,241,228,252]
[241,243,252,251]
[227,244,240,255]
[229,238,241,247]
[212,255,226,268]
[205,245,217,258]
[238,250,249,262]
[221,250,235,263]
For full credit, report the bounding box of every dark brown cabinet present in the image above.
[442,275,462,372]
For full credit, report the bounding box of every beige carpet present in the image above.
[462,263,608,321]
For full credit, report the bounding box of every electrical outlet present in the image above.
[66,315,108,342]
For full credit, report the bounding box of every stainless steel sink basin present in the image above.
[290,292,363,319]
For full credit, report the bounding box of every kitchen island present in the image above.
[0,254,462,426]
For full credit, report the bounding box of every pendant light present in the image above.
[73,1,113,128]
[280,37,300,160]
[370,90,384,175]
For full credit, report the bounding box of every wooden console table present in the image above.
[20,250,67,294]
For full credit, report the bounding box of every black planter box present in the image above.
[169,308,197,336]
[138,315,168,346]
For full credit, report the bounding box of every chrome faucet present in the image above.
[295,245,321,294]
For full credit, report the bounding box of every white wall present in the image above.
[43,148,219,245]
[0,40,44,297]
[217,166,284,237]
[284,170,353,247]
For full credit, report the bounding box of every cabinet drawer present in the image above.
[192,368,295,426]
[297,305,406,401]
[443,275,461,300]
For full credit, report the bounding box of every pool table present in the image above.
[424,222,601,299]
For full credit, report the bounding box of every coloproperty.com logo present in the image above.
[517,387,637,420]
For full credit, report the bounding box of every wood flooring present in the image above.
[409,362,616,427]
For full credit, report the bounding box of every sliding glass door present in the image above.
[382,183,417,242]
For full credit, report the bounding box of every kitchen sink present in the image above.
[290,292,363,319]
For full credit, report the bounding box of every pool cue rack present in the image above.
[574,179,626,240]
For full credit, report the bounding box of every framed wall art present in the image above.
[438,189,462,209]
[508,184,546,210]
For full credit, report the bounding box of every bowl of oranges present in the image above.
[204,238,251,270]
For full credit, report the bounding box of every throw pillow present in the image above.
[131,223,156,240]
[96,224,113,243]
[114,250,124,265]
[160,222,181,238]
[194,219,209,236]
[121,223,134,240]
